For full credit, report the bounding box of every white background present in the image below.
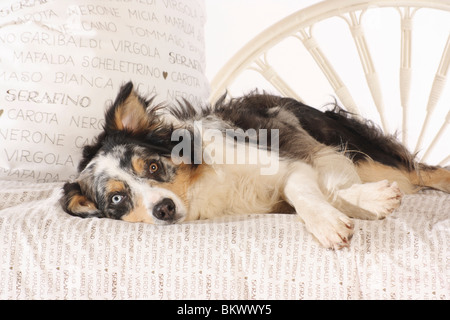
[204,0,319,81]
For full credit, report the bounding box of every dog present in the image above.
[60,81,450,249]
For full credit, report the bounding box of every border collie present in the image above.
[60,82,450,249]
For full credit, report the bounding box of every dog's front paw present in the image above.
[305,209,354,250]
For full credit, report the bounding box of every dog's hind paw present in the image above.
[338,180,403,220]
[358,180,403,219]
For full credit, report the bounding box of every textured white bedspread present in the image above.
[0,180,448,299]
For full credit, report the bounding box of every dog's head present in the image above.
[60,82,194,224]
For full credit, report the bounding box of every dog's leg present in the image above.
[283,162,354,249]
[313,148,362,193]
[333,180,403,219]
[312,148,403,220]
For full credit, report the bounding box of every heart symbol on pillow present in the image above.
[163,71,168,79]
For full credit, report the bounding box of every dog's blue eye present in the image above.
[111,194,124,205]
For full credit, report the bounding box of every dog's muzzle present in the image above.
[153,198,176,222]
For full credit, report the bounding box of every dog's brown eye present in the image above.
[149,162,158,174]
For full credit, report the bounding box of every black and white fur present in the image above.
[60,82,450,249]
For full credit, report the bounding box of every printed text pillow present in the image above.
[0,0,209,182]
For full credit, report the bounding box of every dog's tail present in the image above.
[288,100,450,194]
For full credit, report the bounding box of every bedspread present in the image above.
[0,180,448,299]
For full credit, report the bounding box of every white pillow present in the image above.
[0,0,209,182]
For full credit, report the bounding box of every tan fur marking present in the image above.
[122,197,154,223]
[114,92,150,132]
[132,157,146,176]
[356,160,418,194]
[357,160,450,194]
[68,194,97,213]
[158,164,199,210]
[408,166,450,193]
[114,108,125,130]
[106,180,126,193]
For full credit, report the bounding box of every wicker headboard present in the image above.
[210,0,450,166]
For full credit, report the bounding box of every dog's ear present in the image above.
[104,81,151,133]
[60,182,101,218]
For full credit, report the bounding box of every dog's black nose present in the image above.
[153,198,176,221]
